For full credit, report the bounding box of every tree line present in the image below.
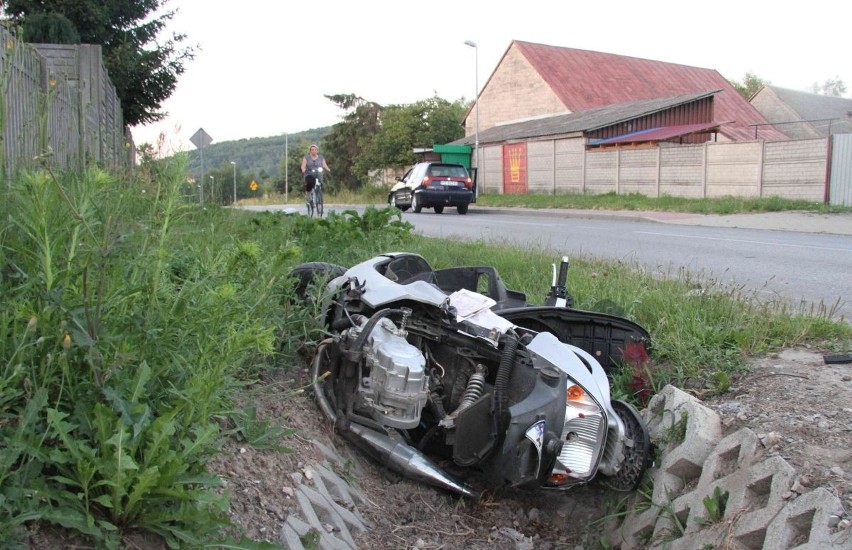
[169,94,469,201]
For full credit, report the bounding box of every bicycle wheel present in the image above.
[316,186,324,217]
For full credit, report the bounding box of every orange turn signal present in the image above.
[567,384,585,401]
[549,473,569,485]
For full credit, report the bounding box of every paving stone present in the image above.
[763,487,846,549]
[280,520,306,550]
[663,522,731,550]
[311,437,365,476]
[728,455,797,548]
[298,484,360,548]
[611,389,848,550]
[278,456,372,550]
[282,515,350,550]
[608,503,660,548]
[644,385,722,503]
[695,428,762,490]
[314,463,371,513]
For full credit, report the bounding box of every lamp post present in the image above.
[230,161,237,205]
[464,39,480,198]
[284,133,289,202]
[210,175,215,204]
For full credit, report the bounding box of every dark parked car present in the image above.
[388,162,473,214]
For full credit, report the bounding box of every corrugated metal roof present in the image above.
[761,86,852,135]
[588,122,721,145]
[509,41,787,142]
[452,91,721,146]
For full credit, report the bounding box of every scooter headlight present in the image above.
[548,380,607,485]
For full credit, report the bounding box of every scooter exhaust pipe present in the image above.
[343,423,479,499]
[312,343,479,499]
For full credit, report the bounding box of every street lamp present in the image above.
[284,133,289,202]
[230,161,237,205]
[464,39,480,198]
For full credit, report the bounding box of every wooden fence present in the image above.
[0,25,133,181]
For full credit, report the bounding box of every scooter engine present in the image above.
[355,317,429,429]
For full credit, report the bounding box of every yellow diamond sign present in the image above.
[250,180,258,191]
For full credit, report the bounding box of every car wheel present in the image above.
[412,193,422,213]
[434,205,444,214]
[457,203,469,215]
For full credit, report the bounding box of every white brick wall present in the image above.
[466,46,567,135]
[490,136,828,201]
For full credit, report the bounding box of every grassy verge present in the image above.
[239,184,389,208]
[239,188,852,215]
[474,191,852,214]
[1,161,849,546]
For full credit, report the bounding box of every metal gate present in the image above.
[830,134,852,206]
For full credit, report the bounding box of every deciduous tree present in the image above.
[322,93,467,189]
[2,0,195,126]
[322,94,382,190]
[810,77,848,97]
[728,72,769,99]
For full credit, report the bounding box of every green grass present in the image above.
[243,188,852,216]
[475,191,852,215]
[241,183,389,207]
[2,160,850,546]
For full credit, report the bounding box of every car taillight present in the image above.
[422,176,431,187]
[464,178,472,189]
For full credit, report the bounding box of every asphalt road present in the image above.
[399,208,852,321]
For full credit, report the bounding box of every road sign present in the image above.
[190,128,213,149]
[250,180,258,191]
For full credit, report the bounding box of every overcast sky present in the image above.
[131,0,852,154]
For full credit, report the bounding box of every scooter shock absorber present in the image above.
[399,307,412,334]
[458,364,488,411]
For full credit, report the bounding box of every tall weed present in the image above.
[0,161,289,546]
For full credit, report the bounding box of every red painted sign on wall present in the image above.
[502,143,527,194]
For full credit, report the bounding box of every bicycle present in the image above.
[304,167,324,217]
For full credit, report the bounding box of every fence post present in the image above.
[552,139,556,195]
[656,146,661,198]
[616,148,621,195]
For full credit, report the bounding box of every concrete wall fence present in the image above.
[477,135,852,205]
[0,25,133,181]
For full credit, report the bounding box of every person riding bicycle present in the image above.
[300,144,331,201]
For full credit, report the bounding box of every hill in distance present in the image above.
[185,127,331,181]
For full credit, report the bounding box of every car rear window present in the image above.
[427,165,468,178]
